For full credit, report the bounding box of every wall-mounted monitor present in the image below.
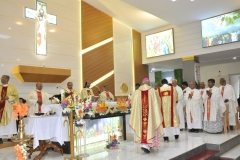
[201,10,240,48]
[146,29,174,58]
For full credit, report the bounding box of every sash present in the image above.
[106,92,110,98]
[0,86,7,122]
[37,91,42,112]
[141,90,149,144]
[207,89,212,121]
[221,86,224,97]
[190,91,194,123]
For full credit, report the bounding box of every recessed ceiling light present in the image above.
[8,27,11,30]
[191,0,194,1]
[172,0,176,1]
[1,64,4,67]
[17,59,20,61]
[49,29,55,32]
[233,57,237,60]
[16,22,22,25]
[152,68,156,70]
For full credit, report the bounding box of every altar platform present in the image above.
[1,130,240,160]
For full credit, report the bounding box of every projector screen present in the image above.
[201,10,240,47]
[146,29,174,58]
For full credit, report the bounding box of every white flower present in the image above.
[76,119,85,125]
[63,108,71,113]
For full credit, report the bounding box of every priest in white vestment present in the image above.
[200,82,206,114]
[184,82,202,133]
[100,85,114,101]
[157,79,180,142]
[203,79,226,133]
[80,81,95,101]
[0,75,19,144]
[130,78,164,153]
[219,78,237,129]
[27,82,52,116]
[172,79,185,129]
[182,81,191,128]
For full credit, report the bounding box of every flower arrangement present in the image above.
[116,98,127,111]
[14,144,27,160]
[61,99,72,115]
[13,104,28,120]
[96,102,108,113]
[106,133,120,149]
[75,118,85,127]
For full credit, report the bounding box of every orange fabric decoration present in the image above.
[207,89,212,121]
[13,104,28,120]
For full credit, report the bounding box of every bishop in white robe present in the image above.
[27,82,52,116]
[184,82,202,132]
[0,75,19,143]
[219,78,237,127]
[172,79,185,129]
[203,79,226,133]
[100,85,114,101]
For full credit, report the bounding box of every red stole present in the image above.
[158,86,174,128]
[0,86,7,122]
[87,90,91,95]
[207,89,212,121]
[141,90,149,143]
[190,91,194,123]
[106,92,110,98]
[37,91,42,112]
[221,86,224,97]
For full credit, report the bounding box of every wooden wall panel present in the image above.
[91,75,115,97]
[81,1,113,49]
[132,30,149,84]
[82,1,114,96]
[82,42,113,83]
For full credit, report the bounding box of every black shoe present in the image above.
[189,129,194,132]
[141,147,150,153]
[0,138,3,144]
[230,126,234,130]
[195,129,199,133]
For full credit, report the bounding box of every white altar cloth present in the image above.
[24,115,64,149]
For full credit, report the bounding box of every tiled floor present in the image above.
[1,130,240,160]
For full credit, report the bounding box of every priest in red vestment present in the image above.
[130,78,164,153]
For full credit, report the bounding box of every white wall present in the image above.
[201,61,240,87]
[141,22,240,64]
[230,75,240,98]
[113,19,134,96]
[0,0,81,99]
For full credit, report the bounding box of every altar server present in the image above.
[27,82,52,116]
[203,79,225,133]
[172,79,185,129]
[80,81,94,101]
[0,75,19,144]
[157,79,180,142]
[130,78,164,153]
[100,85,114,101]
[184,82,202,133]
[219,78,238,129]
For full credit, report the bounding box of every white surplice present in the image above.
[200,88,206,113]
[100,91,114,101]
[184,89,202,129]
[175,85,185,129]
[27,89,52,116]
[219,84,238,126]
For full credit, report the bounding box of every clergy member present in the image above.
[157,79,180,142]
[129,78,164,153]
[203,79,225,133]
[27,82,52,116]
[0,75,19,144]
[184,82,202,133]
[172,79,185,130]
[200,82,206,115]
[100,85,114,101]
[219,78,237,130]
[128,83,140,100]
[182,81,191,125]
[154,83,160,90]
[80,81,95,101]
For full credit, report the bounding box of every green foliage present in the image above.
[223,11,240,26]
[174,69,183,87]
[155,71,162,85]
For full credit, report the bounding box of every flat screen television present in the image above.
[146,29,174,58]
[201,10,240,47]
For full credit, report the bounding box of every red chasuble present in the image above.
[141,90,149,143]
[157,86,174,128]
[37,91,42,112]
[106,92,110,98]
[0,86,7,122]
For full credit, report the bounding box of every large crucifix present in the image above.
[25,0,57,56]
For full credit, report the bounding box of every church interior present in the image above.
[0,0,240,160]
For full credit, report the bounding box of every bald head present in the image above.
[200,82,205,89]
[189,82,196,89]
[36,82,43,90]
[172,79,177,87]
[220,78,226,86]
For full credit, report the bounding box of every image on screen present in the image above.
[146,29,174,58]
[201,10,240,47]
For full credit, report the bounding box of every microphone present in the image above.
[91,85,101,94]
[56,86,65,90]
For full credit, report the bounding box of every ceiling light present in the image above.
[152,68,155,70]
[17,59,20,61]
[172,0,176,1]
[191,0,194,1]
[8,27,11,30]
[16,22,22,25]
[233,57,237,60]
[1,64,4,67]
[0,34,11,39]
[49,29,55,32]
